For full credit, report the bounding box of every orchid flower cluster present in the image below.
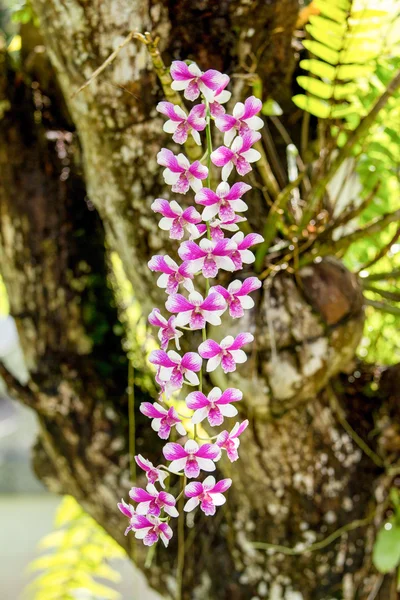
[118,60,264,548]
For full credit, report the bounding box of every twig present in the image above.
[176,475,187,600]
[357,226,400,274]
[71,30,142,99]
[261,125,287,189]
[362,283,400,303]
[128,359,136,483]
[255,173,305,272]
[365,298,400,317]
[269,115,311,190]
[366,575,384,600]
[254,140,281,200]
[253,514,373,555]
[328,386,385,468]
[299,208,400,267]
[301,69,400,226]
[319,182,380,241]
[362,268,400,282]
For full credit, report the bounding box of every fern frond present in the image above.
[293,0,397,118]
[24,496,126,600]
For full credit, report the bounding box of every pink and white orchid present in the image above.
[157,148,208,194]
[166,291,226,330]
[199,332,254,373]
[215,96,263,146]
[130,514,173,547]
[184,476,232,515]
[170,61,228,102]
[140,402,187,439]
[118,499,137,536]
[178,238,236,278]
[230,232,264,270]
[211,277,261,318]
[157,102,206,145]
[216,420,249,462]
[151,199,202,240]
[209,79,232,117]
[211,130,261,180]
[163,439,221,478]
[186,387,242,427]
[148,308,183,351]
[195,181,251,222]
[120,58,264,550]
[149,350,202,390]
[148,255,194,295]
[130,484,179,518]
[196,215,247,240]
[134,454,169,489]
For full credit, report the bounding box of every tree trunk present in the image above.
[1,2,399,599]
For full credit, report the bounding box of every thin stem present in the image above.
[128,359,136,483]
[252,514,373,555]
[176,475,187,600]
[328,386,385,468]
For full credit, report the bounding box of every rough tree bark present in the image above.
[1,2,399,599]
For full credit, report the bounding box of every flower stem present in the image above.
[128,359,136,483]
[205,101,213,244]
[176,475,187,600]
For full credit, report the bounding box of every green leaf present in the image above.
[309,14,346,37]
[306,24,344,51]
[373,520,400,573]
[292,94,331,118]
[303,40,340,65]
[261,98,283,116]
[297,76,334,99]
[300,59,336,81]
[315,0,349,23]
[335,64,374,79]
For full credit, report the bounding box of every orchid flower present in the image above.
[184,476,232,515]
[157,148,208,193]
[216,420,249,462]
[130,484,179,518]
[166,290,226,329]
[196,215,247,240]
[149,350,202,390]
[186,387,242,427]
[170,61,228,102]
[151,199,202,240]
[211,277,261,318]
[211,130,261,180]
[163,439,221,478]
[120,59,264,550]
[157,102,206,145]
[140,402,187,439]
[209,79,232,117]
[215,96,263,146]
[178,238,236,278]
[195,182,251,222]
[148,309,183,350]
[131,514,173,547]
[230,232,264,270]
[118,499,137,535]
[199,332,255,373]
[148,255,194,295]
[134,454,169,488]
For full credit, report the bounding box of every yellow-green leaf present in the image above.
[297,76,334,99]
[292,94,332,118]
[303,40,340,65]
[309,14,346,37]
[336,64,374,79]
[300,59,336,81]
[315,0,349,23]
[306,24,344,51]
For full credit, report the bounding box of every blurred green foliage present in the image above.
[24,496,126,600]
